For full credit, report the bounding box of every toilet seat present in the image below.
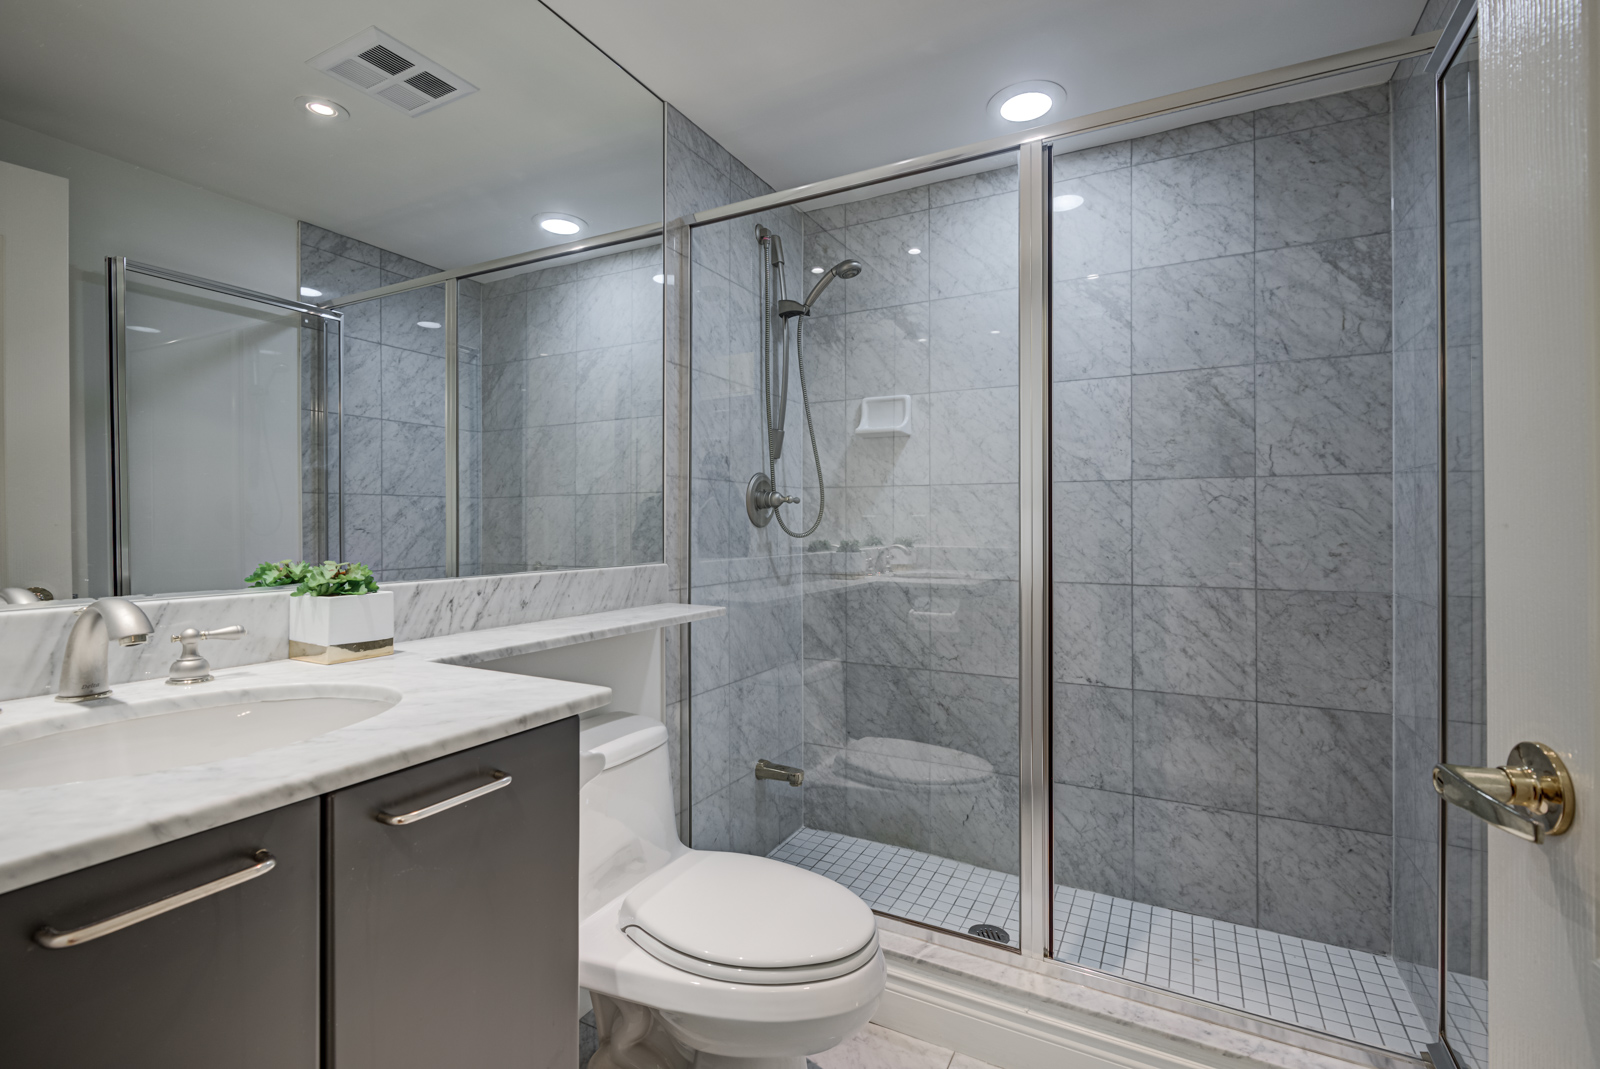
[617,851,877,983]
[837,736,993,791]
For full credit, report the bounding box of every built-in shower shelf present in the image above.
[855,394,912,436]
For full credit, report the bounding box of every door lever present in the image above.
[1433,741,1573,843]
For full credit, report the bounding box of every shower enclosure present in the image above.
[685,15,1482,1066]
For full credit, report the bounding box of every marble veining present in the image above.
[0,601,721,895]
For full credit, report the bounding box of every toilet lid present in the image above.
[618,851,877,970]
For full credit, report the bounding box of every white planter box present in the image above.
[288,590,394,664]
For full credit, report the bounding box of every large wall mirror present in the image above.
[0,0,665,602]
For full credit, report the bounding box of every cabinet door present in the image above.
[0,798,320,1069]
[327,718,577,1069]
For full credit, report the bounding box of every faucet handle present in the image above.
[166,624,246,685]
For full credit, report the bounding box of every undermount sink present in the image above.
[0,685,401,790]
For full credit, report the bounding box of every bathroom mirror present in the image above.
[0,0,666,600]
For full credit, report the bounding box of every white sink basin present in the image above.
[0,685,401,790]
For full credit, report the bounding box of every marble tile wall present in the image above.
[474,245,664,575]
[298,223,468,583]
[795,165,1023,877]
[671,107,811,856]
[1049,88,1396,955]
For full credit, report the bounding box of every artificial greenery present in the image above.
[863,535,884,547]
[247,560,379,597]
[805,540,834,553]
[836,539,861,553]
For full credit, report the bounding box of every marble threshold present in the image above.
[0,602,722,895]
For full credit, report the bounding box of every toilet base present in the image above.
[589,993,693,1069]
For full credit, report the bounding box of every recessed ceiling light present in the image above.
[1053,194,1085,212]
[417,321,442,329]
[534,213,585,236]
[811,267,824,274]
[128,325,160,334]
[990,330,1001,334]
[988,81,1066,126]
[300,286,323,298]
[1086,274,1100,280]
[908,247,921,255]
[295,95,349,121]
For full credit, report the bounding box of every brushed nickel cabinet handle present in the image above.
[376,771,512,826]
[34,850,276,949]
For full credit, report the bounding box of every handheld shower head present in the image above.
[802,259,865,309]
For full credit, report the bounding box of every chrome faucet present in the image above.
[56,598,155,702]
[167,625,246,685]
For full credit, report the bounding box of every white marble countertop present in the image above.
[0,602,722,895]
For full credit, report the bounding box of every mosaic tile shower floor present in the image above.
[770,827,1483,1059]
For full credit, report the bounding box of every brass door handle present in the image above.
[1433,741,1573,843]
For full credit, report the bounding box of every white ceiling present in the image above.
[0,0,662,269]
[545,0,1429,190]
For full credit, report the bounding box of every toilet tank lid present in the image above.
[579,712,666,770]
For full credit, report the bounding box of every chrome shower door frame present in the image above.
[105,257,344,595]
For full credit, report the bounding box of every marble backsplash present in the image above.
[0,563,668,702]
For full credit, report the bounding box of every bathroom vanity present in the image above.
[0,603,719,1069]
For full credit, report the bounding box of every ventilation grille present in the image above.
[307,27,477,116]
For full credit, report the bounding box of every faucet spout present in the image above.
[56,597,155,702]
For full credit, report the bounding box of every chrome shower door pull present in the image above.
[1433,741,1573,843]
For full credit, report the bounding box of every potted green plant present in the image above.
[247,559,392,664]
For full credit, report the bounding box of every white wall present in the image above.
[0,118,297,595]
[0,160,72,597]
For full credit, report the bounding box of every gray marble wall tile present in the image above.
[1053,274,1132,381]
[929,387,1016,484]
[1258,817,1390,953]
[845,581,929,670]
[1255,354,1391,475]
[1130,366,1254,478]
[1132,585,1255,701]
[1258,704,1391,834]
[1254,116,1391,249]
[1132,114,1254,163]
[1052,168,1132,280]
[846,304,930,398]
[1053,480,1132,583]
[381,494,445,572]
[1053,683,1133,791]
[930,165,1018,206]
[1131,478,1254,587]
[929,578,1018,678]
[1256,474,1392,592]
[1130,254,1254,373]
[844,213,930,312]
[928,483,1018,557]
[930,193,1017,299]
[1253,85,1389,139]
[380,286,448,358]
[300,222,380,266]
[927,772,1019,873]
[1054,784,1134,899]
[1052,140,1132,181]
[1054,377,1131,480]
[1256,236,1392,360]
[1133,691,1256,812]
[343,493,383,570]
[1054,583,1133,688]
[341,338,382,419]
[381,347,446,426]
[381,420,445,497]
[1133,797,1257,924]
[342,415,383,495]
[1131,143,1254,268]
[929,291,1018,391]
[847,186,928,226]
[1257,590,1391,713]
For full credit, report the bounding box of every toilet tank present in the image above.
[578,712,687,920]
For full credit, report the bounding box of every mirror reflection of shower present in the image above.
[745,224,863,535]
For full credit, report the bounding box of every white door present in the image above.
[1480,0,1600,1064]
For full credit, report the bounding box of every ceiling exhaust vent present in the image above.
[308,27,477,116]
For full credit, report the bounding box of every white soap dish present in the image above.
[855,394,912,437]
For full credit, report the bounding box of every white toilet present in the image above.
[578,711,885,1069]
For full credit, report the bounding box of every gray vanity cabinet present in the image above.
[326,717,578,1069]
[0,798,321,1068]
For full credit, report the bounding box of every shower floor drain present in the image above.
[968,923,1010,944]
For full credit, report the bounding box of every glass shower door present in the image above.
[690,155,1024,944]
